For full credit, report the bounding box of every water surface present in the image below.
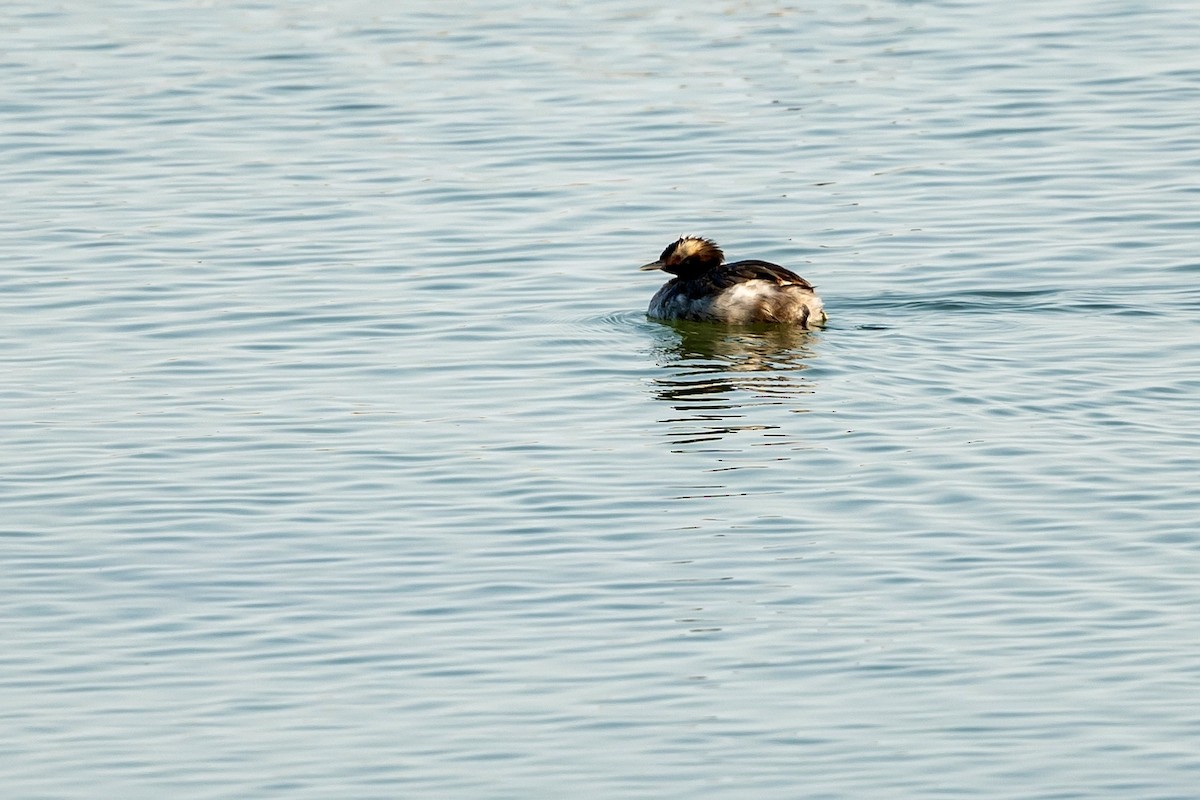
[4,1,1200,797]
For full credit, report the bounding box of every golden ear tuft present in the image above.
[672,236,722,261]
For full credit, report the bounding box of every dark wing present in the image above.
[715,259,816,291]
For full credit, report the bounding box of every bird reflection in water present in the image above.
[648,319,820,448]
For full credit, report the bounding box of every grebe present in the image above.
[639,236,826,327]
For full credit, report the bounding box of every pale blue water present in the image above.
[4,1,1200,797]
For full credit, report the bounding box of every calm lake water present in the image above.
[5,1,1200,797]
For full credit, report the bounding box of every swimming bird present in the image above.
[639,236,826,327]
